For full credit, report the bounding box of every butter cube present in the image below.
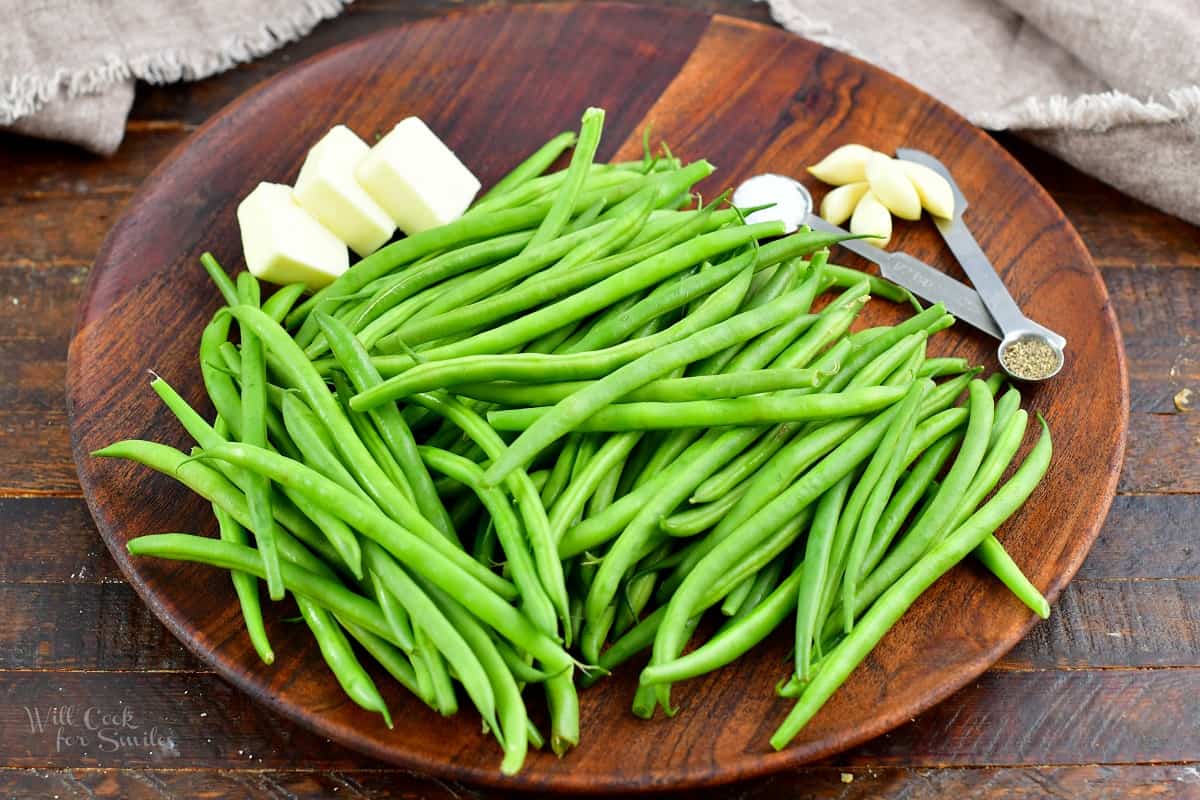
[294,125,396,257]
[237,182,349,290]
[355,117,481,235]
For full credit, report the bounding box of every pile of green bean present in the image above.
[99,107,1053,774]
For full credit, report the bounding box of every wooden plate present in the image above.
[67,3,1127,792]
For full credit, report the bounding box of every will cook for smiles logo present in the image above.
[23,704,180,756]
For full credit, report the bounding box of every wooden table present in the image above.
[3,1,1197,797]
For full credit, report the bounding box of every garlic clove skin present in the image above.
[897,161,956,219]
[819,181,870,226]
[865,152,923,221]
[850,190,893,246]
[807,144,876,186]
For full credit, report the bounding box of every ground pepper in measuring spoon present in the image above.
[1001,335,1063,381]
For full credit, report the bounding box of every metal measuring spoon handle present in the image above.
[804,216,1003,340]
[896,149,1066,380]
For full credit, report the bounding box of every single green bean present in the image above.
[477,130,576,205]
[457,367,828,407]
[523,108,605,252]
[212,503,274,664]
[641,560,806,686]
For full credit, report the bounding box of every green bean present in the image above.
[544,664,581,756]
[478,130,576,205]
[794,474,853,681]
[101,439,572,683]
[540,435,582,509]
[261,283,308,324]
[279,475,365,581]
[770,417,1051,748]
[647,396,912,711]
[227,279,283,602]
[406,191,657,336]
[955,408,1051,619]
[990,387,1022,449]
[478,261,854,484]
[361,540,499,733]
[492,634,552,683]
[230,306,471,566]
[864,432,962,575]
[200,252,239,306]
[316,312,454,539]
[489,386,905,433]
[586,443,628,518]
[371,220,787,375]
[820,263,911,304]
[407,220,618,326]
[435,590,530,774]
[917,357,972,378]
[212,503,274,664]
[721,553,785,617]
[415,624,458,716]
[332,372,416,503]
[846,380,994,622]
[330,231,535,349]
[642,560,805,687]
[473,161,629,216]
[343,620,426,704]
[688,342,854,505]
[406,392,570,638]
[298,596,393,727]
[458,367,828,407]
[280,393,370,503]
[738,283,866,374]
[583,404,815,636]
[200,313,243,437]
[366,569,415,653]
[356,272,762,393]
[711,334,932,542]
[974,536,1050,618]
[524,108,605,252]
[658,483,748,537]
[559,427,763,562]
[687,257,804,376]
[418,445,557,637]
[128,533,405,647]
[839,379,930,632]
[567,247,764,353]
[564,197,607,233]
[287,161,697,329]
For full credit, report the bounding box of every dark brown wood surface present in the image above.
[3,1,1196,798]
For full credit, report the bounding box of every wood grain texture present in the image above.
[2,765,1198,800]
[6,669,1200,769]
[63,3,1126,792]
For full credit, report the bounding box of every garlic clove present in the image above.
[807,144,876,186]
[865,153,923,221]
[897,161,956,218]
[819,181,870,226]
[850,190,893,246]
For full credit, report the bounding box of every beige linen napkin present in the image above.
[1,0,351,155]
[763,0,1200,225]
